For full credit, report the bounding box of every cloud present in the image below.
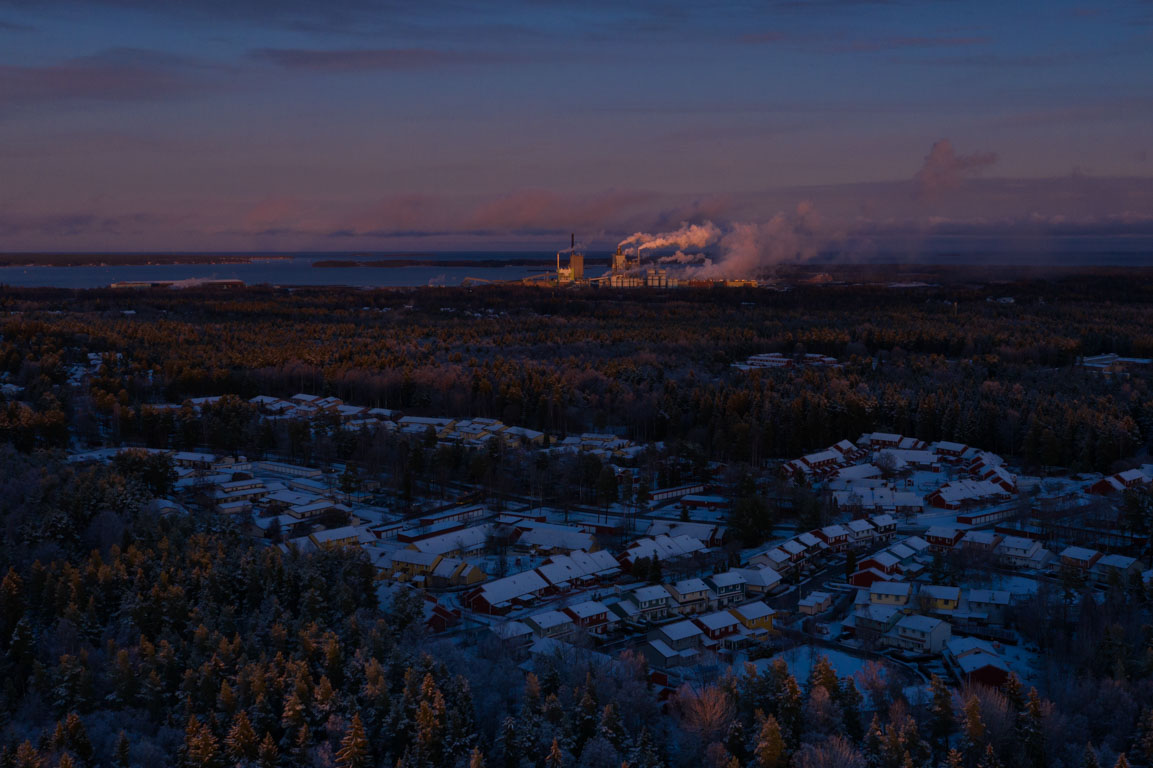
[249,47,505,72]
[464,189,657,233]
[913,139,997,198]
[0,48,220,110]
[835,35,987,52]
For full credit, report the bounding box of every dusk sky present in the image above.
[1,0,1152,252]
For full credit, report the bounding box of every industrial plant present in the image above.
[533,235,757,289]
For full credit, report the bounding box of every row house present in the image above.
[695,610,743,649]
[886,614,951,654]
[798,591,834,615]
[870,580,913,606]
[730,601,776,634]
[1090,468,1152,495]
[845,519,876,548]
[924,526,965,552]
[526,610,575,639]
[666,578,711,615]
[733,565,783,595]
[709,572,748,607]
[464,570,550,615]
[814,524,851,552]
[564,600,614,635]
[1059,546,1102,572]
[1093,554,1144,584]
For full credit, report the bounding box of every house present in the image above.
[870,580,913,606]
[729,601,776,633]
[996,536,1050,569]
[960,530,1003,552]
[428,557,486,588]
[517,522,595,554]
[1059,546,1102,572]
[944,637,1010,688]
[870,514,898,541]
[814,524,851,552]
[621,535,705,567]
[653,619,705,652]
[630,585,673,622]
[708,572,748,607]
[390,550,442,582]
[849,567,900,589]
[409,525,490,558]
[858,550,902,576]
[643,639,696,669]
[853,603,903,637]
[750,547,793,573]
[733,566,782,595]
[464,570,550,615]
[798,591,833,615]
[665,578,711,614]
[564,601,613,634]
[681,495,730,512]
[1090,468,1151,495]
[967,590,1012,624]
[919,585,962,612]
[526,610,576,639]
[846,519,876,548]
[925,527,965,552]
[887,614,951,654]
[491,621,534,651]
[694,610,743,647]
[1093,554,1144,584]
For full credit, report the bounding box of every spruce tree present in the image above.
[226,711,258,762]
[929,675,955,755]
[1082,743,1101,768]
[336,713,370,768]
[546,738,564,768]
[754,715,784,768]
[257,733,278,768]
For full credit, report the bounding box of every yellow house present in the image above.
[869,581,912,606]
[430,557,487,587]
[390,550,442,582]
[920,585,961,611]
[308,525,363,550]
[729,601,776,633]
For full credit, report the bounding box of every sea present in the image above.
[0,237,1151,289]
[0,252,570,289]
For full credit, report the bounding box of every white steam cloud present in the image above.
[618,221,721,252]
[613,203,829,278]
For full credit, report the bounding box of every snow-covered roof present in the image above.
[660,619,704,641]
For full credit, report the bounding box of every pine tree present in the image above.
[497,717,521,768]
[1021,688,1046,768]
[1001,674,1025,714]
[281,689,306,734]
[754,715,784,768]
[257,733,278,768]
[114,731,131,768]
[942,748,964,768]
[777,674,803,746]
[1083,743,1101,768]
[840,678,864,742]
[977,744,1003,768]
[13,741,39,768]
[225,710,258,762]
[545,738,564,768]
[336,713,370,768]
[961,696,986,760]
[630,728,662,768]
[1114,755,1130,768]
[469,747,486,768]
[597,703,628,751]
[863,715,885,768]
[288,725,310,768]
[929,675,955,755]
[809,656,839,696]
[183,716,220,768]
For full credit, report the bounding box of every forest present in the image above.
[2,272,1153,766]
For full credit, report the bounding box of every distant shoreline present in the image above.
[313,257,608,269]
[0,254,293,268]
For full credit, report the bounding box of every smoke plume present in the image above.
[618,221,721,252]
[914,139,997,198]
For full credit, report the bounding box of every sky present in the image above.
[0,0,1151,254]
